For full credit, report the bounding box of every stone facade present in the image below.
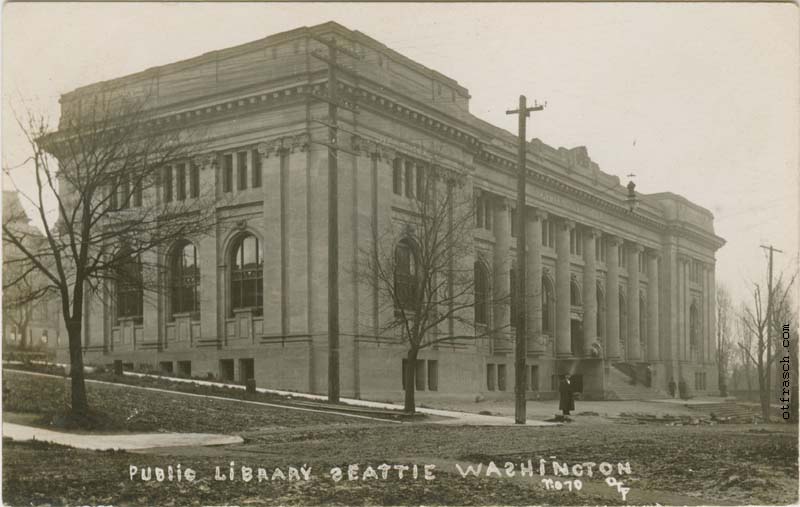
[57,22,725,401]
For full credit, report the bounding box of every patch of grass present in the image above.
[3,370,380,434]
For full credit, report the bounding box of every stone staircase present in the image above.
[605,364,667,400]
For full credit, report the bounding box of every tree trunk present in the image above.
[404,348,418,413]
[718,356,728,397]
[67,319,88,417]
[757,363,770,422]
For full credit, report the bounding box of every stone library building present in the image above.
[58,22,725,401]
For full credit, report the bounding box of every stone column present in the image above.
[526,209,546,353]
[493,197,511,340]
[708,263,717,364]
[582,227,598,354]
[677,255,688,362]
[555,219,573,357]
[647,250,660,362]
[606,235,621,360]
[627,244,643,360]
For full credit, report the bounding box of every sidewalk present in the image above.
[121,372,559,427]
[3,422,243,450]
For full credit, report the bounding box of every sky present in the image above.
[2,2,798,308]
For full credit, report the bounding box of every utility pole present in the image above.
[760,243,783,419]
[506,95,545,424]
[310,35,361,403]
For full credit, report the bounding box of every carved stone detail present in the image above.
[350,135,396,160]
[192,153,218,170]
[257,133,310,158]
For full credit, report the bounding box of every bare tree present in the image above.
[716,283,733,397]
[359,159,493,413]
[739,271,797,421]
[3,93,217,420]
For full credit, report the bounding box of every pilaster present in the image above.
[627,243,643,361]
[555,218,573,356]
[605,235,621,360]
[647,250,660,362]
[492,197,511,346]
[526,209,546,353]
[582,227,598,355]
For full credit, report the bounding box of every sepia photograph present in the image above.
[1,2,798,505]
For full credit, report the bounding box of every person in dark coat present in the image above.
[559,374,575,416]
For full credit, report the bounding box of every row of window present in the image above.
[222,150,263,193]
[401,358,438,391]
[164,163,200,203]
[110,174,143,210]
[486,364,541,392]
[689,260,705,283]
[474,197,653,271]
[392,159,430,201]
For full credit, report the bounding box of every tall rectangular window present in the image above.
[133,178,143,207]
[486,364,496,391]
[404,161,414,198]
[110,180,118,210]
[415,359,426,391]
[252,149,262,188]
[541,219,548,246]
[510,208,518,238]
[119,173,130,209]
[176,163,186,201]
[237,151,248,191]
[223,154,233,193]
[189,163,199,198]
[393,159,402,195]
[529,365,539,391]
[427,360,438,391]
[497,364,507,391]
[163,166,173,203]
[415,163,425,200]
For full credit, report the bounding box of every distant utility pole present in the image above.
[310,35,362,403]
[506,95,545,425]
[760,243,783,409]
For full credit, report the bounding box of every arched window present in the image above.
[474,261,489,324]
[619,291,627,359]
[542,276,554,334]
[115,251,143,325]
[596,283,605,339]
[171,241,199,319]
[231,233,263,316]
[570,280,582,307]
[394,239,418,309]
